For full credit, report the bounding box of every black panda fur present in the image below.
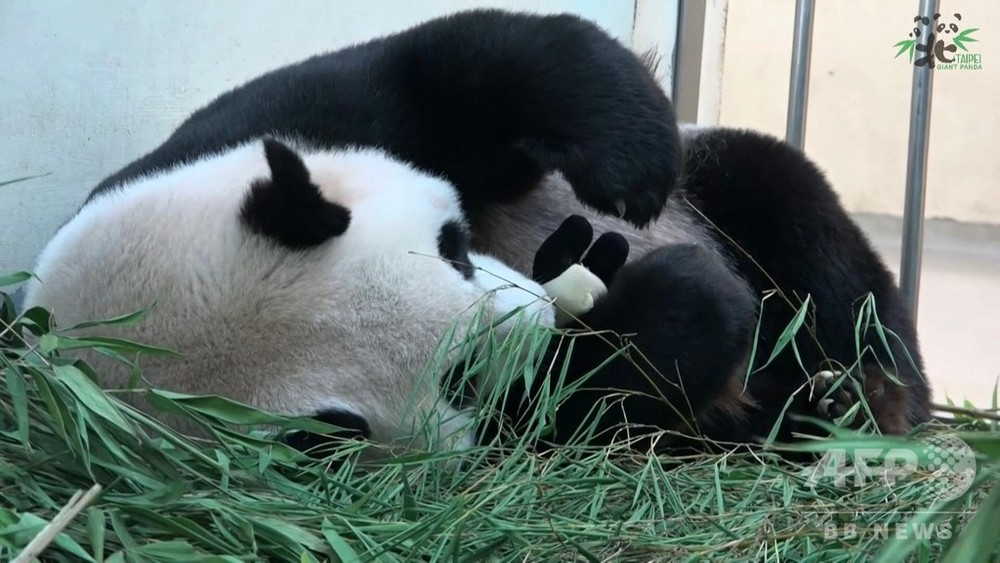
[474,127,931,450]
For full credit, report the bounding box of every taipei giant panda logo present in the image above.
[918,433,977,503]
[893,12,982,71]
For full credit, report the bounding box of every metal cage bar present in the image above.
[678,0,935,320]
[786,0,815,150]
[899,0,939,319]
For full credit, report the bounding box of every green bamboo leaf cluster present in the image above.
[1,256,998,562]
[952,28,980,52]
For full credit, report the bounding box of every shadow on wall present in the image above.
[854,213,1000,409]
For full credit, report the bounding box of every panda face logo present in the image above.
[935,13,961,35]
[908,13,962,39]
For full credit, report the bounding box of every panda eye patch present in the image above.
[437,221,475,279]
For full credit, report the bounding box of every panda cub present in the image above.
[468,213,759,453]
[24,137,559,457]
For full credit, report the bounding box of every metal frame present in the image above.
[782,0,935,320]
[786,0,815,150]
[672,0,707,124]
[898,0,939,319]
[674,0,935,320]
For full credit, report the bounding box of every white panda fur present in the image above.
[542,263,608,326]
[23,138,556,455]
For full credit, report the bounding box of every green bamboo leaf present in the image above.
[0,271,33,288]
[53,363,134,434]
[252,517,326,554]
[146,389,291,425]
[38,333,59,354]
[19,306,53,336]
[2,512,96,562]
[955,28,980,40]
[120,506,236,554]
[65,307,153,331]
[753,295,811,374]
[321,518,361,563]
[86,508,106,563]
[893,39,916,59]
[940,475,1000,563]
[5,367,30,445]
[953,28,980,52]
[46,334,181,357]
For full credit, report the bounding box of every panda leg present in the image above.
[389,12,682,225]
[499,244,758,450]
[807,364,916,435]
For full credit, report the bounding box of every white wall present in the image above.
[1,0,672,272]
[719,0,1000,226]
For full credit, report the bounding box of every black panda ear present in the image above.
[532,215,593,284]
[240,138,351,249]
[582,231,630,286]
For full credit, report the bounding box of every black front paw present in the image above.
[517,134,680,227]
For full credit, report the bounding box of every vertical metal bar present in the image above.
[900,0,939,320]
[672,0,706,124]
[785,0,815,149]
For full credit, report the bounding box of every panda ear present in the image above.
[240,138,351,249]
[532,215,593,284]
[581,232,630,286]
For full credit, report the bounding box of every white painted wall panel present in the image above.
[1,0,640,271]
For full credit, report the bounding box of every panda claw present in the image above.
[867,380,886,400]
[812,370,837,394]
[817,398,834,417]
[614,199,626,218]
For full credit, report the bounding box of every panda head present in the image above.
[24,137,555,457]
[934,12,962,35]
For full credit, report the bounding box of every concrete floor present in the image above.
[855,214,1000,409]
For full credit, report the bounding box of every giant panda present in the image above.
[23,8,931,458]
[22,8,683,457]
[23,135,568,456]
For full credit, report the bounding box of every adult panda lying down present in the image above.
[24,9,930,457]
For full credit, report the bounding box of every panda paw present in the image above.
[808,366,915,435]
[811,369,860,421]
